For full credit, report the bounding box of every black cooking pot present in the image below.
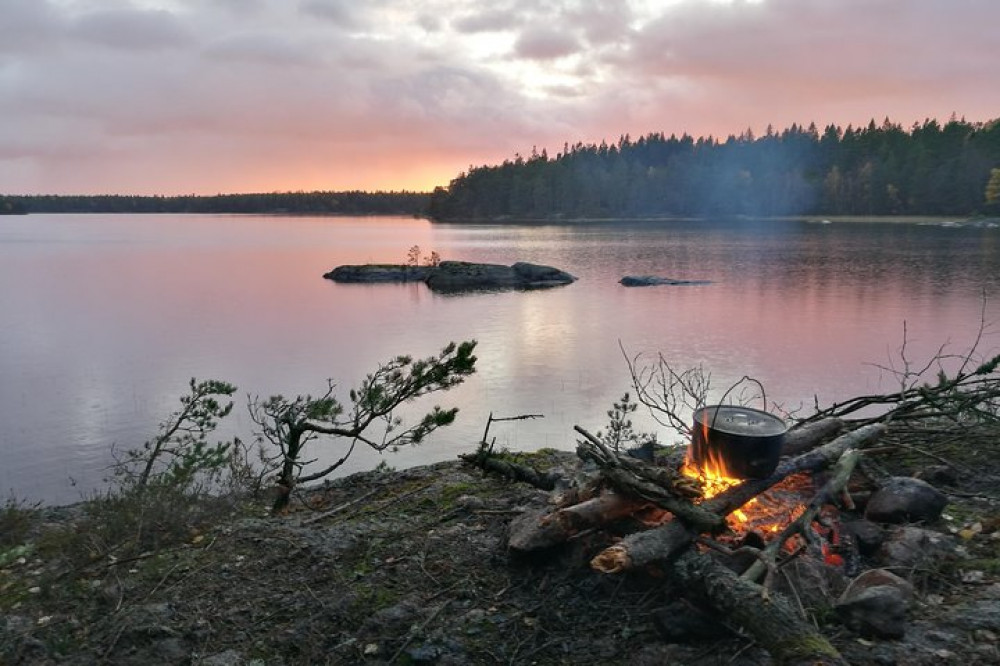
[691,405,787,479]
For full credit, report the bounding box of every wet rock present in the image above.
[841,518,887,556]
[878,526,956,569]
[836,569,914,638]
[865,476,948,524]
[619,275,712,287]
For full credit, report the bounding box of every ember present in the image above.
[682,448,813,535]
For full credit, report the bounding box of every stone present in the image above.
[836,570,914,638]
[865,476,948,524]
[619,275,712,287]
[878,526,956,569]
[841,519,887,557]
[915,465,958,487]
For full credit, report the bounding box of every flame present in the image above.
[681,446,755,527]
[682,443,811,535]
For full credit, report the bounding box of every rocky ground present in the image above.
[3,437,1000,665]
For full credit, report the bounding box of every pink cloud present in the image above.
[1,0,998,195]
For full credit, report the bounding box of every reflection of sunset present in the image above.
[3,215,999,504]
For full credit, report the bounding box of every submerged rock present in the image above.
[619,275,712,287]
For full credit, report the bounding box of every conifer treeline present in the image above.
[0,190,430,215]
[428,118,1000,220]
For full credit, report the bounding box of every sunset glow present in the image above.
[2,0,998,195]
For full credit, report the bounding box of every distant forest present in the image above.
[428,118,1000,220]
[0,190,430,216]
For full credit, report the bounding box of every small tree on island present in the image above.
[249,341,477,510]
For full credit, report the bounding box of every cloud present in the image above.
[513,26,581,60]
[299,0,364,29]
[70,7,193,51]
[1,0,999,195]
[453,8,521,34]
[0,0,66,55]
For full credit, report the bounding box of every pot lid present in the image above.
[694,405,787,437]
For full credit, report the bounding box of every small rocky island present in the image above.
[325,260,576,293]
[620,275,713,287]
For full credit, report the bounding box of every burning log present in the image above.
[590,423,885,574]
[742,448,862,585]
[574,426,726,533]
[671,549,848,666]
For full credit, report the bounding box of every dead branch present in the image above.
[508,491,649,552]
[781,417,844,456]
[460,441,566,491]
[574,425,724,533]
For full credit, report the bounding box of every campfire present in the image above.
[475,414,883,666]
[461,344,1000,665]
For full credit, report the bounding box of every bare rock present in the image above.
[914,465,959,487]
[878,525,956,569]
[426,261,576,292]
[841,518,887,557]
[865,476,948,524]
[323,264,433,283]
[836,569,914,638]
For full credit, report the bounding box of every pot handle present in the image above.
[712,375,768,426]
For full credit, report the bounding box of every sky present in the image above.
[2,0,999,195]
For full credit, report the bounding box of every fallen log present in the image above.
[508,490,648,552]
[671,549,848,666]
[459,445,565,491]
[591,423,886,573]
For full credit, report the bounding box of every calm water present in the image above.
[2,214,999,504]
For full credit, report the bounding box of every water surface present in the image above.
[2,214,998,503]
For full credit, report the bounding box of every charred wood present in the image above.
[508,491,648,552]
[574,426,725,533]
[591,424,886,573]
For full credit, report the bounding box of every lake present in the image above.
[2,214,999,504]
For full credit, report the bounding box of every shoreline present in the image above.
[431,214,999,226]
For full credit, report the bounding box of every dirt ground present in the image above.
[3,436,1000,665]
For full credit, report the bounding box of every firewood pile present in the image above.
[462,344,1000,666]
